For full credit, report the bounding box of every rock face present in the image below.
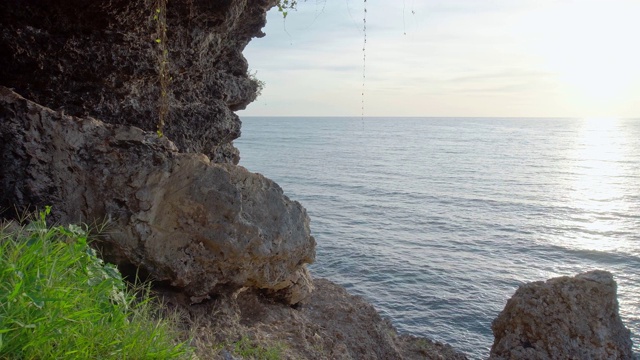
[490,270,633,360]
[0,0,315,304]
[0,0,276,163]
[0,87,315,304]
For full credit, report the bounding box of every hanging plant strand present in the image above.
[361,0,367,122]
[154,0,169,137]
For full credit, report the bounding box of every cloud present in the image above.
[447,70,552,83]
[240,1,640,117]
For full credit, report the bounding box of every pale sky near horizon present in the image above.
[238,0,640,118]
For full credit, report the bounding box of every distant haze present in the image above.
[240,0,640,118]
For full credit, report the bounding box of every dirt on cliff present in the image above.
[159,278,469,360]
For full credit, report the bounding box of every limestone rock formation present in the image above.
[490,270,633,360]
[0,0,316,304]
[0,0,277,163]
[0,86,315,304]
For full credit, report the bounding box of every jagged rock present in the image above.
[0,0,277,163]
[489,270,633,360]
[0,86,315,304]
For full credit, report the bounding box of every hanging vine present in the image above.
[154,0,169,137]
[276,0,298,18]
[275,0,369,119]
[361,0,367,121]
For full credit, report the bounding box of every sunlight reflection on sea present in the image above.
[237,117,640,359]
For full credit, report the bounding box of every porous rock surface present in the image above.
[0,0,276,163]
[164,278,469,360]
[0,86,315,304]
[490,270,633,360]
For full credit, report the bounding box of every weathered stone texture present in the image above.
[490,270,633,360]
[165,278,470,359]
[0,0,276,163]
[0,86,315,304]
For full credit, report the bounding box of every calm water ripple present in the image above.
[236,117,640,359]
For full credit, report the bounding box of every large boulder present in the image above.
[0,0,277,163]
[490,270,633,359]
[0,86,315,304]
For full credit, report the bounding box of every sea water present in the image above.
[235,117,640,359]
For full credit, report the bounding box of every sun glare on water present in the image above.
[563,117,634,252]
[573,118,623,203]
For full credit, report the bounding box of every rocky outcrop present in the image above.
[490,270,633,360]
[0,0,316,304]
[163,278,469,360]
[0,0,276,163]
[0,86,315,304]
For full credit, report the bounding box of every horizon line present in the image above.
[239,115,640,120]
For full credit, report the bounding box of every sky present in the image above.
[239,0,640,118]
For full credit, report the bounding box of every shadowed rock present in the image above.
[490,270,633,360]
[0,86,315,304]
[0,0,278,163]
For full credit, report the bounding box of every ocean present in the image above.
[235,117,640,359]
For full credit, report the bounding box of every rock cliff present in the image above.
[0,0,318,304]
[0,0,273,163]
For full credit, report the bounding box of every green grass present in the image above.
[0,208,192,359]
[233,336,283,360]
